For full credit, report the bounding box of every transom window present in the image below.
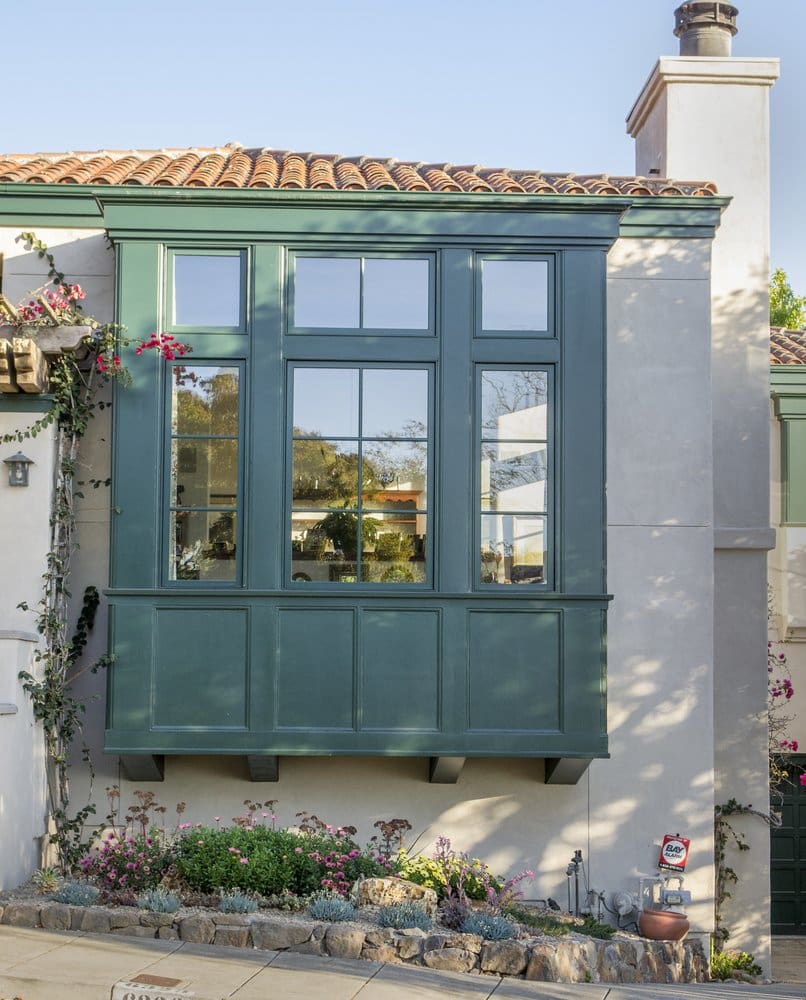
[290,254,431,331]
[290,365,430,584]
[478,256,550,335]
[478,368,550,586]
[169,250,245,330]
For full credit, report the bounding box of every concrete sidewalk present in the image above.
[2,927,806,1000]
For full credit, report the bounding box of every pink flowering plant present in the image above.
[78,829,170,894]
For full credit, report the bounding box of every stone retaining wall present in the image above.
[0,901,709,984]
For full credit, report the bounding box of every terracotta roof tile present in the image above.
[0,146,718,197]
[771,327,806,366]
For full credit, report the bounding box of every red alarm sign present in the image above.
[658,834,690,873]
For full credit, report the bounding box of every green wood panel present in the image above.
[783,421,806,525]
[106,604,153,734]
[360,610,440,731]
[153,608,248,729]
[275,608,355,730]
[466,609,561,732]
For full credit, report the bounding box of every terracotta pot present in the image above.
[638,907,690,941]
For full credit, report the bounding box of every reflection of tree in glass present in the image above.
[482,371,546,433]
[314,510,379,560]
[175,367,239,435]
[293,433,359,506]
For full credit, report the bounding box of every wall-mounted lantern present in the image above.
[4,451,34,487]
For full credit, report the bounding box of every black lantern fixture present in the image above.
[4,451,33,487]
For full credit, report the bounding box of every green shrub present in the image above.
[377,902,432,930]
[397,849,500,901]
[137,888,181,913]
[711,949,762,981]
[460,912,518,940]
[53,882,100,906]
[578,915,615,939]
[172,826,330,896]
[308,891,355,922]
[219,890,258,914]
[504,904,569,937]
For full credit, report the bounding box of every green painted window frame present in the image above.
[474,364,554,591]
[286,250,436,337]
[474,252,554,338]
[161,358,247,587]
[771,371,806,526]
[285,360,435,589]
[165,247,249,335]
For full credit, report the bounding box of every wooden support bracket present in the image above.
[12,337,48,393]
[0,339,19,393]
[246,755,279,782]
[428,756,466,784]
[544,757,592,785]
[120,755,165,782]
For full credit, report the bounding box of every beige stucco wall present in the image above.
[0,226,720,933]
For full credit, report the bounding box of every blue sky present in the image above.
[3,0,803,290]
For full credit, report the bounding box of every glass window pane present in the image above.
[362,441,427,509]
[293,368,359,438]
[481,442,547,512]
[294,257,360,328]
[174,255,241,327]
[363,258,429,329]
[173,366,240,436]
[292,440,359,509]
[172,439,238,507]
[481,370,548,440]
[482,259,548,331]
[480,515,545,585]
[362,512,427,584]
[362,369,428,438]
[291,511,358,583]
[171,510,237,581]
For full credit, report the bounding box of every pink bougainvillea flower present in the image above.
[800,773,806,787]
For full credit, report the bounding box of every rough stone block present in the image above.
[178,915,215,944]
[362,943,398,963]
[357,877,438,916]
[69,907,87,930]
[211,912,251,925]
[423,932,452,952]
[80,908,113,934]
[1,902,41,927]
[449,932,483,954]
[396,935,424,960]
[110,925,157,938]
[250,916,314,950]
[423,947,477,974]
[110,910,142,929]
[40,903,71,930]
[325,925,365,959]
[140,912,176,927]
[289,938,325,955]
[365,928,396,947]
[158,926,180,940]
[214,926,251,948]
[480,939,529,975]
[525,946,558,981]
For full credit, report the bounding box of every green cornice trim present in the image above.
[0,182,726,241]
[771,367,806,418]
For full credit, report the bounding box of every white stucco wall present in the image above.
[0,225,720,933]
[629,54,779,968]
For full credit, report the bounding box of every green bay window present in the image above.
[104,201,622,779]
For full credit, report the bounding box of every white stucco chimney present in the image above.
[626,4,779,974]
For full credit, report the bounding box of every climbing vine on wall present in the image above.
[3,233,188,871]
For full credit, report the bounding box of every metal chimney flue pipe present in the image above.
[674,2,738,57]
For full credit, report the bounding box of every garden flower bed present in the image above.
[0,795,710,985]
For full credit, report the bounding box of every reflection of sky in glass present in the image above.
[363,369,428,436]
[293,368,359,437]
[174,255,241,327]
[294,257,359,328]
[363,259,429,329]
[482,259,548,331]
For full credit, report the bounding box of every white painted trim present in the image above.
[0,703,18,715]
[0,630,39,643]
[627,57,780,137]
[714,527,776,551]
